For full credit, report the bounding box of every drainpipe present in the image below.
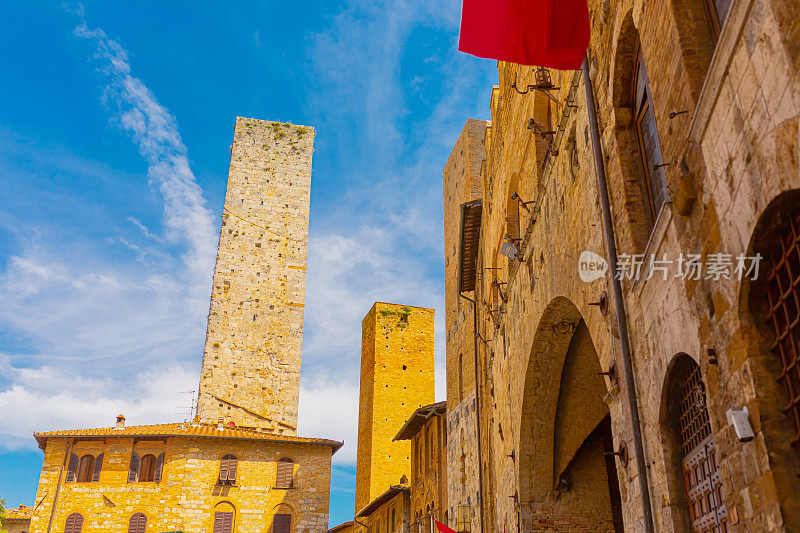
[459,292,485,532]
[582,57,655,533]
[47,437,71,533]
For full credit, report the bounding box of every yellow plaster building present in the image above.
[22,117,341,533]
[29,421,340,532]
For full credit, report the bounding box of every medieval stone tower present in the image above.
[354,302,435,513]
[197,117,313,435]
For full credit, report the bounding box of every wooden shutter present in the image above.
[153,452,165,482]
[219,454,237,483]
[213,511,234,533]
[127,452,140,483]
[276,458,293,488]
[127,512,147,533]
[227,455,237,482]
[66,453,79,483]
[92,453,103,482]
[65,512,83,533]
[273,513,291,533]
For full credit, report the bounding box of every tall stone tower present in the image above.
[442,119,487,531]
[197,117,313,435]
[354,302,435,513]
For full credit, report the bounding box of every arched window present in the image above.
[276,457,294,488]
[139,454,156,482]
[219,454,238,484]
[64,512,83,533]
[213,502,235,533]
[272,504,292,533]
[702,0,732,35]
[76,454,94,482]
[504,175,521,243]
[127,513,147,533]
[762,208,800,461]
[458,353,464,400]
[665,355,727,531]
[631,47,667,229]
[424,505,432,533]
[67,453,103,483]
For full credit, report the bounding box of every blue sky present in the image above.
[0,0,494,524]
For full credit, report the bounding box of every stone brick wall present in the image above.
[443,119,486,408]
[445,393,481,531]
[197,117,314,434]
[28,435,333,532]
[354,303,435,514]
[442,119,486,532]
[444,0,800,530]
[410,414,447,525]
[354,492,410,533]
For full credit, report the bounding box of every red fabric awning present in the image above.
[458,0,590,69]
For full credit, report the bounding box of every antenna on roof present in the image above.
[176,390,196,424]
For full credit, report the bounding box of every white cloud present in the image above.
[0,14,218,450]
[0,364,198,450]
[298,381,360,464]
[73,18,217,307]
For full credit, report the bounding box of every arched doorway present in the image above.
[518,297,623,532]
[661,354,727,532]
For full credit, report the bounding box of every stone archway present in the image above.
[518,297,623,531]
[659,353,727,532]
[738,189,800,527]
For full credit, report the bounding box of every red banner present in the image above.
[458,0,590,69]
[434,520,458,533]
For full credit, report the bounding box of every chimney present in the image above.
[115,414,125,430]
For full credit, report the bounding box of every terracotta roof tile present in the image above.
[34,422,342,453]
[5,504,32,520]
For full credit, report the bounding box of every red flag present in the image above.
[458,0,590,69]
[434,520,458,533]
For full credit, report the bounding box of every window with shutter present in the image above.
[273,513,291,533]
[64,512,83,533]
[92,453,103,482]
[66,453,79,483]
[213,511,234,533]
[631,46,667,230]
[219,454,238,484]
[76,455,94,483]
[153,452,165,482]
[275,458,294,488]
[127,452,140,483]
[139,454,157,482]
[127,513,147,533]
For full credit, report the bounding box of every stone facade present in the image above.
[442,0,800,530]
[27,425,338,532]
[406,407,447,529]
[442,120,487,533]
[355,303,435,514]
[198,117,314,434]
